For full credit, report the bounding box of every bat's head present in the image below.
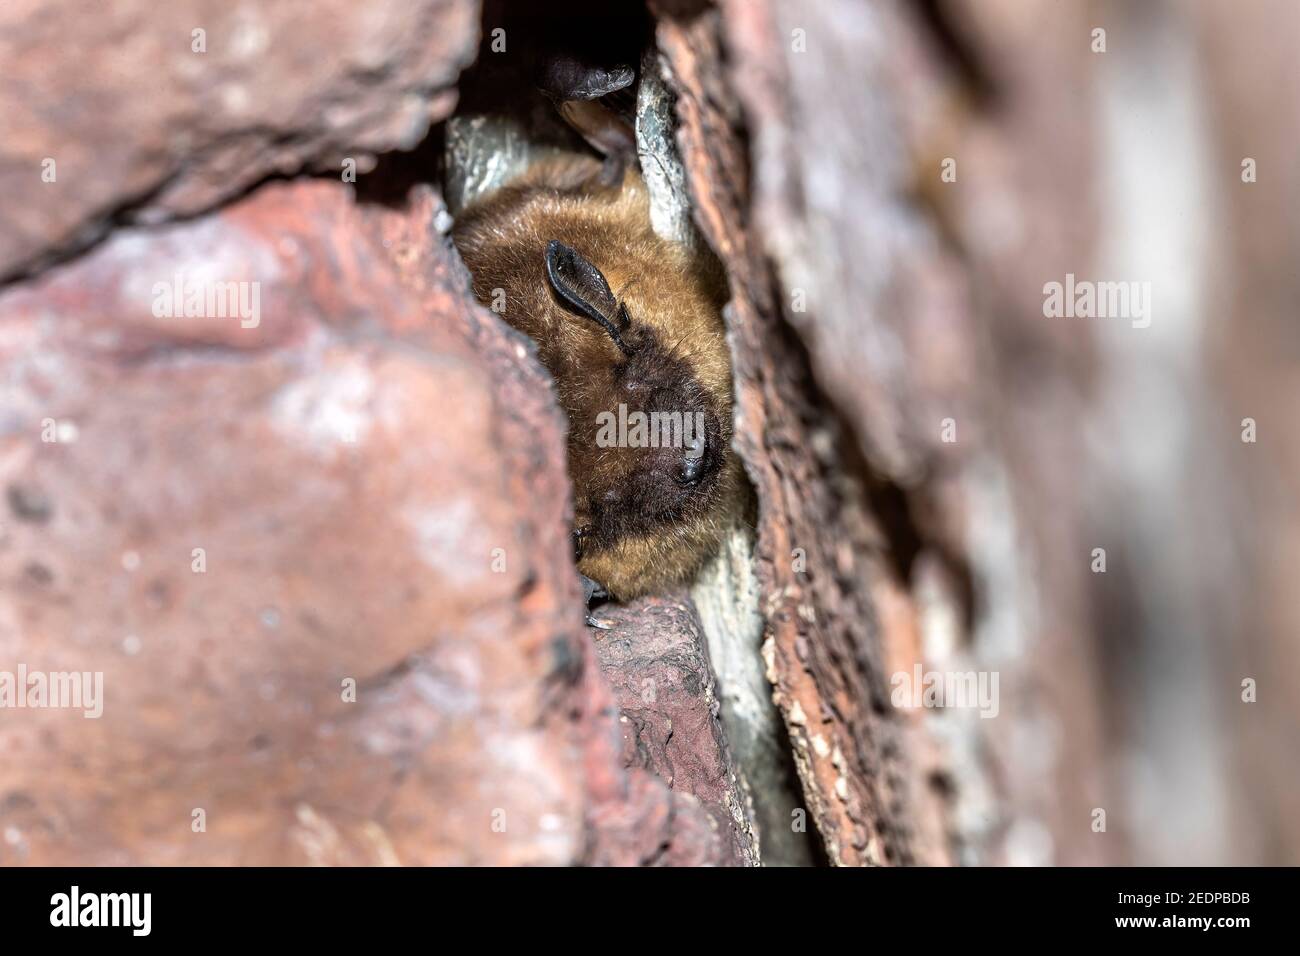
[543,240,733,558]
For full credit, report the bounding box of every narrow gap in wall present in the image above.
[348,0,836,865]
[352,126,446,209]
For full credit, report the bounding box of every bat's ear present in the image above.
[545,240,634,356]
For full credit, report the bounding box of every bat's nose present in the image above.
[678,457,704,486]
[677,434,708,486]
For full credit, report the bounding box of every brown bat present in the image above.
[452,153,741,620]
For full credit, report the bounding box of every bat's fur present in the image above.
[453,155,740,599]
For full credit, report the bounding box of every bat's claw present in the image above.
[580,573,613,629]
[581,573,607,606]
[538,55,635,102]
[538,54,637,171]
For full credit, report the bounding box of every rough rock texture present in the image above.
[0,0,479,281]
[0,180,572,864]
[0,0,755,869]
[0,174,736,866]
[647,0,1107,867]
[655,0,1300,867]
[578,604,738,866]
[651,0,943,866]
[592,593,757,865]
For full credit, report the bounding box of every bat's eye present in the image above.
[677,434,707,486]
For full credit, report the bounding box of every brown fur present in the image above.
[453,156,740,599]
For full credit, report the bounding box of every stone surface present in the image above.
[0,0,756,868]
[580,620,738,867]
[0,175,734,866]
[652,0,938,866]
[0,179,577,864]
[658,0,1300,867]
[0,0,479,281]
[592,592,757,865]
